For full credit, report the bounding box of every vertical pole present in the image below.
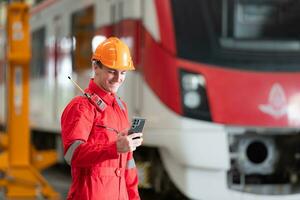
[6,2,31,167]
[4,3,59,198]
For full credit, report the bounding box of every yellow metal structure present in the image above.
[0,2,60,199]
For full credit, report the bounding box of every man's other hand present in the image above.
[116,132,143,153]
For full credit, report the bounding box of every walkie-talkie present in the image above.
[68,76,107,111]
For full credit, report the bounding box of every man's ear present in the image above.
[93,65,97,71]
[93,66,99,76]
[91,67,96,77]
[91,62,98,77]
[92,62,97,70]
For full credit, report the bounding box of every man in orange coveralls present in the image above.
[61,37,143,200]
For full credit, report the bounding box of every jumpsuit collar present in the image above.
[86,79,116,106]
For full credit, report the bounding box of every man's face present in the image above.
[94,63,127,94]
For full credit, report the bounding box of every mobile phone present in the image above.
[129,117,146,134]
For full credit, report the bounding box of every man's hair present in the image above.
[92,60,103,68]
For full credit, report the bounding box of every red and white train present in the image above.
[2,0,300,199]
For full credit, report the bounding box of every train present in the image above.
[2,0,300,199]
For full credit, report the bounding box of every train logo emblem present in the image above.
[259,83,287,119]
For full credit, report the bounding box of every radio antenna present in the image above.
[68,76,85,94]
[67,76,107,111]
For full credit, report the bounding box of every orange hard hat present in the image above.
[92,37,135,71]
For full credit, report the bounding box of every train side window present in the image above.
[71,6,94,72]
[31,27,46,78]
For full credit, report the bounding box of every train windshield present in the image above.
[171,0,300,71]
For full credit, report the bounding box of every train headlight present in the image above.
[184,91,201,109]
[182,74,204,90]
[180,69,211,121]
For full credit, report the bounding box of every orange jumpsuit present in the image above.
[61,79,140,200]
